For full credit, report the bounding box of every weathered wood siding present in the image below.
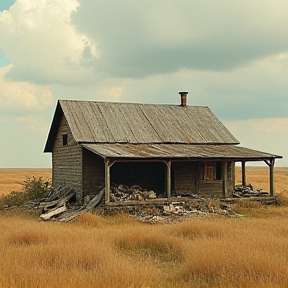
[172,161,234,197]
[172,162,197,195]
[198,181,223,197]
[52,116,83,195]
[82,149,105,197]
[198,161,234,197]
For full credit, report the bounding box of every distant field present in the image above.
[235,166,288,196]
[0,168,51,196]
[0,166,286,196]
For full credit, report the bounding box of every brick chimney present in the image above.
[179,91,188,107]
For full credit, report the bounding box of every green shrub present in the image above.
[0,191,27,207]
[22,176,51,200]
[0,176,51,208]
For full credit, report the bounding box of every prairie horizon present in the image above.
[1,166,287,197]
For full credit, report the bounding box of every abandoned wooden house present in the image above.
[44,92,282,204]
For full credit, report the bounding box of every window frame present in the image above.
[62,133,68,146]
[203,162,223,181]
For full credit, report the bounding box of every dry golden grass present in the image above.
[0,168,51,196]
[2,211,288,288]
[0,167,288,288]
[235,166,288,196]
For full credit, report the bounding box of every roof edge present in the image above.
[44,101,62,153]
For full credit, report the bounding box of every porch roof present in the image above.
[82,143,282,161]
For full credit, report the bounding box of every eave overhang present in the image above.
[82,143,282,162]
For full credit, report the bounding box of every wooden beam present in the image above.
[232,162,236,191]
[263,158,275,196]
[269,158,275,196]
[222,162,228,198]
[241,161,246,186]
[166,160,171,200]
[105,159,111,203]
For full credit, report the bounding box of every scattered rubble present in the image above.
[101,199,238,224]
[233,184,269,198]
[1,182,277,223]
[110,184,157,202]
[38,186,104,222]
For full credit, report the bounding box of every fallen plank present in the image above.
[58,189,105,222]
[40,205,67,221]
[40,192,75,212]
[58,209,86,222]
[86,188,105,211]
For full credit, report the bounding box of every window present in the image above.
[203,162,222,180]
[62,134,68,146]
[204,163,214,180]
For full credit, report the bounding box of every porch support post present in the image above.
[264,158,275,196]
[222,161,227,198]
[105,159,112,203]
[166,160,171,200]
[241,161,246,187]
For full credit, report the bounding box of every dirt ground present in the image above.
[0,168,52,196]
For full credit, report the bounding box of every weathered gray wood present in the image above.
[264,158,275,196]
[40,192,75,211]
[269,159,275,196]
[222,162,228,197]
[57,209,86,222]
[166,160,171,200]
[241,161,246,187]
[57,189,105,222]
[86,188,105,210]
[105,159,111,203]
[40,205,67,221]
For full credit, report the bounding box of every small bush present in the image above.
[0,176,51,208]
[0,191,27,207]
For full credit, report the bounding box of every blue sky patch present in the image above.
[0,0,17,12]
[0,49,10,67]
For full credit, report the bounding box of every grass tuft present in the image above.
[7,230,48,246]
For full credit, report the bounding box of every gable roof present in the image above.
[44,100,239,152]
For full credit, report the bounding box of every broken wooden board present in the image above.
[39,188,105,222]
[39,205,67,221]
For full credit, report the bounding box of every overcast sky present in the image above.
[0,0,287,168]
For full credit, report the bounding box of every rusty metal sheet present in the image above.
[82,143,282,160]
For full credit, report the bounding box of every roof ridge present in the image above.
[59,99,208,108]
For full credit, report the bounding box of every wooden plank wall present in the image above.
[82,149,105,197]
[172,162,197,195]
[52,116,83,195]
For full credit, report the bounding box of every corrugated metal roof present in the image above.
[82,143,282,160]
[60,100,239,145]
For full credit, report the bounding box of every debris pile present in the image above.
[110,184,157,202]
[101,199,237,224]
[128,201,237,224]
[233,184,269,198]
[38,186,104,222]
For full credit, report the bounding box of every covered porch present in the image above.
[82,143,282,203]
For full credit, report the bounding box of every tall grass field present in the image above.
[0,167,288,288]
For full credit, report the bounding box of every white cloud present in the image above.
[72,0,288,77]
[0,0,98,85]
[226,118,288,167]
[0,65,52,111]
